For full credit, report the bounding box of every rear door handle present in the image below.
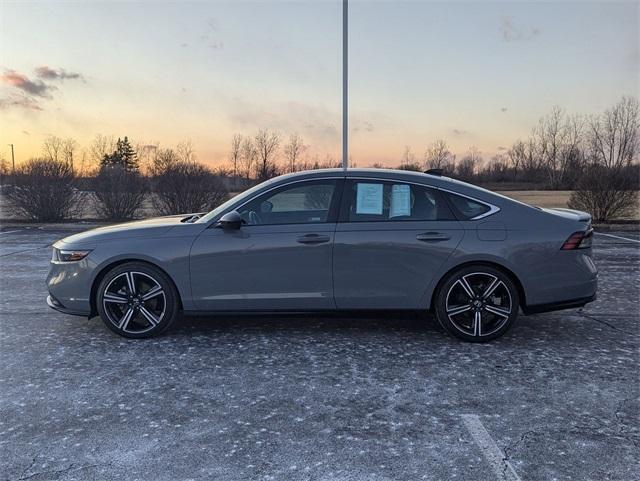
[416,232,451,242]
[296,234,331,244]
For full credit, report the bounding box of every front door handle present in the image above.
[416,232,451,242]
[296,234,331,244]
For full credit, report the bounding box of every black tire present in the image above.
[96,262,180,339]
[434,265,519,342]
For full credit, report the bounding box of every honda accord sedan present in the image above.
[47,168,597,342]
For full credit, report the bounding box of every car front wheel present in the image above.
[434,266,519,342]
[96,262,179,338]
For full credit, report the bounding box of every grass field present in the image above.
[497,190,574,208]
[498,191,639,220]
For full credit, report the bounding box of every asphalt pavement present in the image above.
[0,224,638,481]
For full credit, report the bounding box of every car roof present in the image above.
[279,167,457,188]
[280,167,441,181]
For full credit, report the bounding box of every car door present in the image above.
[190,178,343,311]
[333,178,464,309]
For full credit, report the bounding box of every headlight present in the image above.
[53,248,92,262]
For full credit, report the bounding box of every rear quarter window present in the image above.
[444,192,491,220]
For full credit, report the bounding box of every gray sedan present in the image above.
[46,168,597,342]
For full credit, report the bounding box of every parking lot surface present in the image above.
[0,225,638,481]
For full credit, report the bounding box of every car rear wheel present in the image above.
[96,262,179,338]
[434,266,519,342]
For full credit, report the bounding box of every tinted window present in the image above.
[239,180,337,225]
[343,181,455,222]
[444,192,491,220]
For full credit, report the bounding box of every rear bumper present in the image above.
[523,292,596,315]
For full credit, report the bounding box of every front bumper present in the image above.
[46,294,90,317]
[46,254,95,317]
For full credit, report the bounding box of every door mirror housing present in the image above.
[215,210,243,230]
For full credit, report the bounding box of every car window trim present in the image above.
[343,177,500,221]
[221,177,345,227]
[437,187,501,220]
[344,178,499,220]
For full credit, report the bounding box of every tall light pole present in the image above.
[342,0,348,170]
[8,144,15,173]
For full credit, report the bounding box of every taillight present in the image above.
[561,229,593,250]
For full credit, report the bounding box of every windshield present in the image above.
[196,179,276,224]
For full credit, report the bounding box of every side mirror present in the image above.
[215,210,243,230]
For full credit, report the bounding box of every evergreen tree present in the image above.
[100,136,138,171]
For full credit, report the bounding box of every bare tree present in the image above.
[507,140,526,177]
[229,134,243,180]
[240,137,257,180]
[424,139,455,171]
[6,158,78,220]
[401,146,416,165]
[532,107,585,188]
[152,161,228,215]
[93,165,147,220]
[569,96,639,221]
[0,154,10,185]
[39,135,77,172]
[569,165,638,221]
[456,146,482,181]
[89,134,116,171]
[132,142,159,174]
[283,133,305,173]
[42,135,64,162]
[176,140,196,164]
[254,129,280,180]
[397,146,422,171]
[589,96,639,170]
[62,138,78,173]
[150,147,179,175]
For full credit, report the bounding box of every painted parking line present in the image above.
[0,229,22,235]
[594,232,640,243]
[461,414,522,481]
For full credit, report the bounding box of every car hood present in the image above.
[57,214,194,246]
[541,207,592,224]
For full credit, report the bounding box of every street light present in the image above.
[342,0,348,170]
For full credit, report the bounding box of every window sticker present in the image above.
[389,184,411,218]
[356,183,383,215]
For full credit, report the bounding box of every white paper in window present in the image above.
[356,183,383,215]
[389,184,411,218]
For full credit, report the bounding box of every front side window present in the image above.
[239,180,338,225]
[343,180,455,222]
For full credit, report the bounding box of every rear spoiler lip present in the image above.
[541,207,592,223]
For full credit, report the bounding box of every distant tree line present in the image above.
[2,136,229,221]
[396,97,638,187]
[393,97,640,220]
[0,96,637,222]
[227,130,340,182]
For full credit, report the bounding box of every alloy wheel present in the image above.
[444,272,513,338]
[102,271,166,335]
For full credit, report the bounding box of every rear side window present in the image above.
[444,192,491,220]
[342,181,455,222]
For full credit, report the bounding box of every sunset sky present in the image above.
[0,0,638,168]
